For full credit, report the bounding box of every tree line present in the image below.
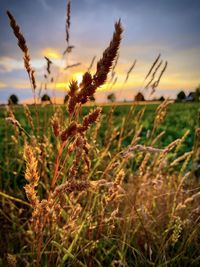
[7,85,200,105]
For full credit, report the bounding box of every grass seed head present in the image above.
[7,11,36,90]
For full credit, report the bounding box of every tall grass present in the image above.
[0,3,199,267]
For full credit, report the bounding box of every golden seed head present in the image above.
[23,144,39,186]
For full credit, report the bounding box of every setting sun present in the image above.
[73,72,84,86]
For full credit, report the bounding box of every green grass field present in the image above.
[1,102,199,150]
[0,102,199,189]
[0,102,199,266]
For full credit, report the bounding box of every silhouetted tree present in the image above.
[194,85,200,102]
[187,92,196,101]
[107,93,116,103]
[41,94,51,103]
[176,91,186,102]
[134,92,145,101]
[159,96,165,101]
[8,94,19,105]
[186,86,200,102]
[64,94,69,104]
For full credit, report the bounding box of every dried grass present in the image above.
[2,3,200,267]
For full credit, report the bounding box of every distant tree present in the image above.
[8,94,19,105]
[107,93,116,103]
[41,94,51,103]
[159,96,165,101]
[64,94,69,104]
[176,91,186,102]
[194,85,200,102]
[187,92,195,102]
[134,92,145,101]
[89,95,95,102]
[186,86,200,102]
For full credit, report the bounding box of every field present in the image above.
[0,102,199,188]
[0,102,200,266]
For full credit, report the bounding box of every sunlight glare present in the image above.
[42,48,61,59]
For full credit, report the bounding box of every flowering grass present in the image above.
[0,4,199,267]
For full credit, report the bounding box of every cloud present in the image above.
[0,81,6,88]
[37,0,51,11]
[0,57,24,72]
[41,48,62,59]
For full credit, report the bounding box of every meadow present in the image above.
[0,4,200,267]
[0,101,199,266]
[0,102,199,189]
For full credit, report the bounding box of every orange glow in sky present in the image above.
[42,48,62,59]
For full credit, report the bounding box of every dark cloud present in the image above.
[1,0,200,56]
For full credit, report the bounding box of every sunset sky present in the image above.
[0,0,200,103]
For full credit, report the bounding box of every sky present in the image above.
[0,0,200,103]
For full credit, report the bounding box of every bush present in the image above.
[41,94,51,103]
[8,94,19,105]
